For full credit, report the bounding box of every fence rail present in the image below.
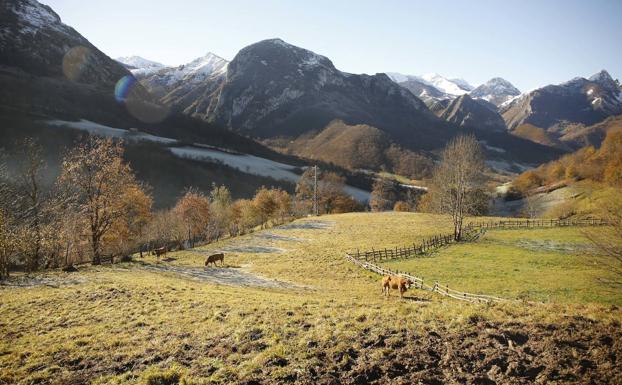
[351,218,607,263]
[345,217,607,303]
[345,253,505,303]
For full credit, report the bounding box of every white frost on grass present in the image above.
[46,120,371,202]
[170,146,300,181]
[47,119,177,144]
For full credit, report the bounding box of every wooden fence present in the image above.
[345,217,608,303]
[345,253,505,303]
[351,218,607,263]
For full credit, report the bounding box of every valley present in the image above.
[1,1,621,384]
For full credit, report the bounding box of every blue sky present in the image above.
[45,0,621,91]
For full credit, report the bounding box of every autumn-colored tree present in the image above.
[393,201,411,212]
[273,188,292,224]
[105,184,153,258]
[296,169,353,215]
[369,178,397,212]
[208,184,232,241]
[331,194,362,213]
[174,188,210,247]
[604,158,622,186]
[430,135,486,240]
[233,199,260,234]
[59,137,147,264]
[146,209,186,251]
[512,170,543,194]
[253,187,278,228]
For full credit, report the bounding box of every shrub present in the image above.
[393,201,410,212]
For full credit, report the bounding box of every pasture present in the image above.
[382,227,622,305]
[1,212,621,384]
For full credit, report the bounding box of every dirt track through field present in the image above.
[140,264,304,289]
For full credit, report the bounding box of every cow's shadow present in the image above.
[401,296,432,302]
[204,264,241,269]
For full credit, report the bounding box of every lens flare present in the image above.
[114,76,170,123]
[62,46,91,81]
[114,75,137,103]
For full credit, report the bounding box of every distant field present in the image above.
[382,227,622,305]
[1,212,620,385]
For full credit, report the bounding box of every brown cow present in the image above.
[382,276,413,298]
[153,247,167,258]
[205,253,225,267]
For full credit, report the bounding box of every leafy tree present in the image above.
[174,188,210,247]
[58,137,147,264]
[296,168,352,215]
[393,201,411,212]
[209,184,232,241]
[253,187,278,228]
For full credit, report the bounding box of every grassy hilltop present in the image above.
[1,212,621,384]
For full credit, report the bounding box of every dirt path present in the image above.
[139,264,304,289]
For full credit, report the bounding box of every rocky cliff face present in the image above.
[202,39,452,150]
[502,70,622,131]
[435,94,507,132]
[0,0,129,87]
[470,77,521,107]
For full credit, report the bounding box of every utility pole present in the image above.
[313,165,318,216]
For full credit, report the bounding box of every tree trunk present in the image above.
[92,234,101,265]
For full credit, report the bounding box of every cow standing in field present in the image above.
[382,276,413,298]
[205,253,225,268]
[153,247,167,258]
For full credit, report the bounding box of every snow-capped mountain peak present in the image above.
[8,0,67,35]
[470,77,521,107]
[420,73,472,96]
[117,56,164,69]
[182,52,228,76]
[116,56,166,76]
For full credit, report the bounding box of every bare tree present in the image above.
[12,138,47,271]
[583,191,622,278]
[0,152,15,279]
[296,169,350,215]
[369,178,397,212]
[58,137,145,264]
[430,135,486,241]
[523,194,540,219]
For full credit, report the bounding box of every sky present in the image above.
[44,0,622,91]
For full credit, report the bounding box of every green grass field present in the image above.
[382,227,622,305]
[1,212,621,385]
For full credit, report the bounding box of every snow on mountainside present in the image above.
[501,70,622,136]
[386,72,475,104]
[421,73,473,95]
[138,52,228,87]
[2,0,68,36]
[116,56,166,76]
[470,77,521,107]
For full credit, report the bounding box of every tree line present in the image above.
[0,137,374,278]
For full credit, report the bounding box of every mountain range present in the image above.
[2,0,621,205]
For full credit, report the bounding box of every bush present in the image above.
[393,201,410,212]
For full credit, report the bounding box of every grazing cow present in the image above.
[382,276,413,298]
[153,247,167,258]
[205,253,225,267]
